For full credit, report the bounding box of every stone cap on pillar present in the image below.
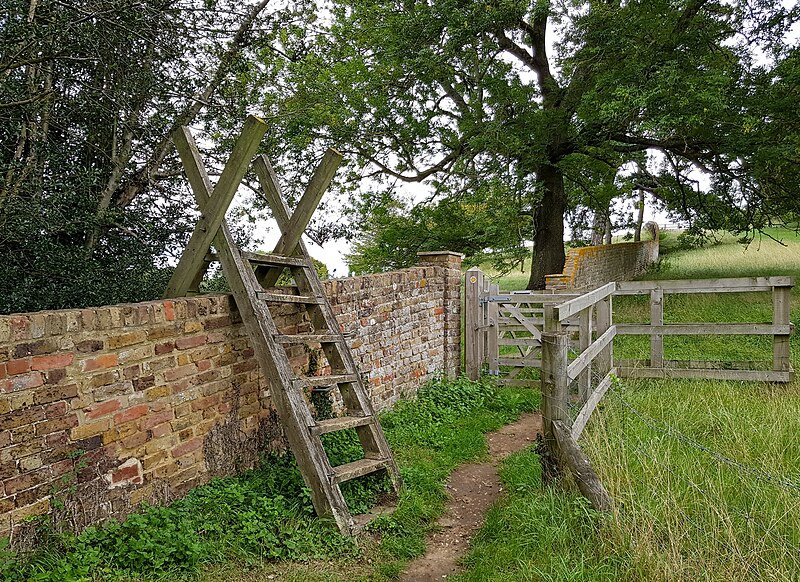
[417,251,464,269]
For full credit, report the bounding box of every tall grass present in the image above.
[459,228,800,581]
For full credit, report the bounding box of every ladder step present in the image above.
[294,374,358,388]
[274,333,348,344]
[311,415,374,436]
[243,251,309,267]
[332,458,389,484]
[258,292,324,304]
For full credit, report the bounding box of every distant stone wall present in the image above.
[0,251,462,546]
[545,228,659,290]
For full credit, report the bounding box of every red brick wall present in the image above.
[0,252,462,546]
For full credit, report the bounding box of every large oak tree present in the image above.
[263,0,799,287]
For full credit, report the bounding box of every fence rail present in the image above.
[465,270,795,510]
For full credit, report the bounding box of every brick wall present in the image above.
[545,230,659,291]
[0,251,462,547]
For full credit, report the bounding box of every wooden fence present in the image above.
[466,269,795,385]
[465,269,795,510]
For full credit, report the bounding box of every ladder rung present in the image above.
[258,292,324,304]
[311,415,374,436]
[243,251,308,267]
[274,333,347,344]
[332,458,389,484]
[294,374,358,388]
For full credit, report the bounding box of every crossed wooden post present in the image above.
[164,115,342,299]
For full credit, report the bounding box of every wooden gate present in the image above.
[464,267,579,385]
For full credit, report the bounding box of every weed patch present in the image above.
[2,377,538,582]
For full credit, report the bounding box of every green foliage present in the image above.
[1,378,538,581]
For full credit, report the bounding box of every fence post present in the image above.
[544,304,562,332]
[578,306,592,402]
[773,283,792,373]
[595,296,613,375]
[541,331,570,481]
[487,282,500,375]
[465,267,485,380]
[650,288,664,368]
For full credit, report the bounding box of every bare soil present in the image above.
[398,412,542,581]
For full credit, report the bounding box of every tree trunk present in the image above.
[528,163,567,290]
[603,216,612,245]
[634,190,645,242]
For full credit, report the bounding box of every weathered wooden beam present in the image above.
[541,331,570,447]
[556,282,616,321]
[553,420,613,513]
[617,367,794,383]
[650,288,664,368]
[571,370,617,441]
[464,267,485,380]
[567,326,616,382]
[595,297,613,377]
[773,285,792,373]
[259,148,343,288]
[165,116,267,298]
[487,282,500,375]
[614,276,794,295]
[578,306,592,401]
[615,323,793,336]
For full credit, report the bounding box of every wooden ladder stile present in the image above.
[165,117,401,536]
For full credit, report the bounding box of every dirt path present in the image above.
[398,413,542,581]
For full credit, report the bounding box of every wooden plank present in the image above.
[261,148,343,288]
[571,370,616,440]
[311,415,373,436]
[274,333,348,344]
[567,326,617,381]
[498,337,542,347]
[595,297,612,377]
[165,116,267,298]
[488,282,500,375]
[773,285,792,373]
[465,267,484,380]
[332,458,388,484]
[615,358,768,370]
[617,367,794,382]
[614,276,794,295]
[615,323,792,336]
[294,374,358,388]
[258,292,324,305]
[557,282,616,321]
[541,332,570,446]
[553,420,613,512]
[578,306,592,401]
[650,288,664,368]
[242,251,309,267]
[505,304,543,339]
[498,357,542,367]
[487,293,581,303]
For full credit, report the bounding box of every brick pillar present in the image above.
[417,251,464,379]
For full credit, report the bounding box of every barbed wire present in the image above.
[608,386,800,493]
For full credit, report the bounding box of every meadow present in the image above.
[458,228,800,581]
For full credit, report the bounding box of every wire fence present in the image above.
[599,383,800,563]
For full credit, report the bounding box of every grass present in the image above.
[458,227,800,581]
[2,377,538,582]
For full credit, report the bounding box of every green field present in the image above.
[457,228,800,581]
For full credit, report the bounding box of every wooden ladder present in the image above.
[164,116,401,535]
